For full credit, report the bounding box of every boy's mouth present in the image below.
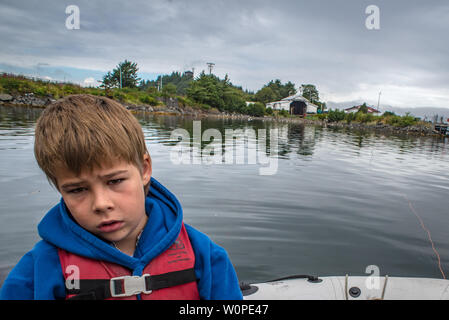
[98,220,123,233]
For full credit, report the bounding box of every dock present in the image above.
[434,123,448,135]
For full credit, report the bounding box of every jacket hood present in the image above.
[37,177,183,271]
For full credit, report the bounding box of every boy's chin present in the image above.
[101,233,126,244]
[96,230,127,245]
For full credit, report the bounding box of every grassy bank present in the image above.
[306,109,432,128]
[0,73,211,111]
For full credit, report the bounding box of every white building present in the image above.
[266,93,318,115]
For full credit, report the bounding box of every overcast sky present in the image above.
[1,0,448,111]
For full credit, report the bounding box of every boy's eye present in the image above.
[108,178,125,185]
[64,179,125,193]
[67,187,86,194]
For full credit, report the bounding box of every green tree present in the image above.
[301,84,319,104]
[140,71,194,95]
[383,111,396,117]
[100,71,115,90]
[102,60,141,89]
[116,60,140,88]
[223,87,246,113]
[255,86,278,104]
[186,72,225,110]
[255,79,296,104]
[327,109,346,122]
[162,83,177,96]
[345,112,356,123]
[358,103,369,114]
[186,72,249,113]
[279,81,296,98]
[246,102,266,117]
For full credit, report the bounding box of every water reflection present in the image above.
[135,113,448,167]
[0,105,41,129]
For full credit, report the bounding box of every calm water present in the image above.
[1,105,449,286]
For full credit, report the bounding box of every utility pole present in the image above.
[119,65,122,89]
[206,62,215,74]
[377,91,381,111]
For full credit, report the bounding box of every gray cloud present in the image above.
[0,0,448,108]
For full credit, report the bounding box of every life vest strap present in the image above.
[67,268,197,300]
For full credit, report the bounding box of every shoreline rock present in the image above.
[0,93,54,108]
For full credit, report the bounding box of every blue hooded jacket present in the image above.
[0,177,243,300]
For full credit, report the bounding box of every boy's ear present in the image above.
[142,153,152,184]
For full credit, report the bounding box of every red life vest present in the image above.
[58,223,200,300]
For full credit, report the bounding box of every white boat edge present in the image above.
[243,276,449,300]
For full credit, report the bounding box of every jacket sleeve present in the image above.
[0,241,66,300]
[185,224,243,300]
[0,251,35,300]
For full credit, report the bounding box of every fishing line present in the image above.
[367,145,446,280]
[400,192,446,280]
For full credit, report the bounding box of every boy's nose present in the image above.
[92,187,114,213]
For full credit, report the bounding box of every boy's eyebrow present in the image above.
[60,170,129,189]
[100,170,129,179]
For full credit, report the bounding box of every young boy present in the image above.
[0,94,243,300]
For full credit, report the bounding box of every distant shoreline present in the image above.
[0,93,444,138]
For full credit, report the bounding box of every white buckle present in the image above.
[110,274,152,297]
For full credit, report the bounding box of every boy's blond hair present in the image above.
[34,94,150,193]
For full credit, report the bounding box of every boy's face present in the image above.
[55,154,152,250]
